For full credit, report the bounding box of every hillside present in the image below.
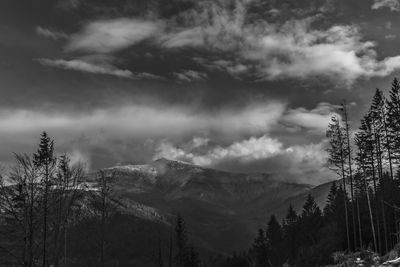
[88,158,334,253]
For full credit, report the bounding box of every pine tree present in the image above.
[334,185,352,250]
[327,115,351,251]
[300,194,323,245]
[296,194,323,266]
[386,78,400,166]
[251,229,268,267]
[33,132,56,267]
[356,115,383,253]
[175,215,188,267]
[283,205,298,265]
[355,130,378,252]
[324,181,338,219]
[323,181,352,249]
[368,89,395,253]
[265,215,284,267]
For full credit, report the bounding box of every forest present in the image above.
[234,78,400,267]
[0,78,400,267]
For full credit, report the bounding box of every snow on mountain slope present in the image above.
[89,158,330,253]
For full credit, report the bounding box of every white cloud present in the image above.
[372,0,400,11]
[0,100,337,183]
[385,34,397,40]
[36,26,68,40]
[173,70,208,82]
[248,23,369,82]
[153,135,334,184]
[154,135,283,165]
[38,58,133,78]
[69,149,91,171]
[282,102,338,134]
[159,0,249,51]
[191,137,209,148]
[57,1,400,83]
[160,27,205,48]
[0,101,286,168]
[66,18,163,53]
[37,57,163,79]
[0,101,286,142]
[159,2,400,84]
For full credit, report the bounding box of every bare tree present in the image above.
[92,170,116,267]
[0,154,41,267]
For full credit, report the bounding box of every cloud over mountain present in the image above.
[1,0,399,185]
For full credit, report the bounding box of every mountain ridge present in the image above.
[90,158,334,253]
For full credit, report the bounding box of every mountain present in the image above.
[90,158,334,254]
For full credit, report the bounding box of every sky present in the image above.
[1,0,400,185]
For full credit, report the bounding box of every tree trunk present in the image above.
[101,188,106,267]
[370,150,382,253]
[343,104,357,250]
[365,178,378,252]
[43,163,49,267]
[357,197,363,249]
[382,201,389,253]
[338,128,351,251]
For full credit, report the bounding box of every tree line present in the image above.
[220,77,400,266]
[327,78,400,255]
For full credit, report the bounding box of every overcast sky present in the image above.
[1,0,400,185]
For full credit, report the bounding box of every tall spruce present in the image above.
[265,215,284,267]
[386,78,400,167]
[355,120,378,252]
[327,115,351,250]
[283,205,298,265]
[323,182,338,220]
[33,132,56,267]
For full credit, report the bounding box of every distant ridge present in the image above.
[88,158,333,253]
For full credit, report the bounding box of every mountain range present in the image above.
[91,158,335,254]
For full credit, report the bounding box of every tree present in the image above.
[282,205,298,265]
[51,154,85,267]
[323,182,352,253]
[340,102,358,249]
[355,114,383,253]
[251,229,268,267]
[326,116,351,250]
[92,170,117,267]
[355,128,378,253]
[0,154,37,266]
[186,246,201,267]
[386,78,400,167]
[265,215,284,267]
[175,215,188,267]
[324,181,338,219]
[33,132,56,267]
